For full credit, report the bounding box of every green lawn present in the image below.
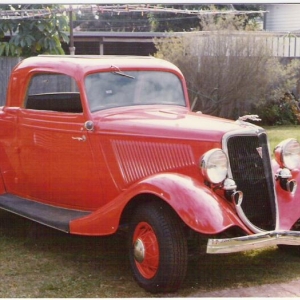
[265,125,300,153]
[1,210,300,297]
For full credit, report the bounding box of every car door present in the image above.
[17,73,102,210]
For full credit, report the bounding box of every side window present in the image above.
[25,73,83,113]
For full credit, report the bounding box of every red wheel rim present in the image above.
[132,222,159,279]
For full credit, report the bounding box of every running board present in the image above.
[0,193,91,232]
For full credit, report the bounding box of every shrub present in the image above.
[154,32,300,125]
[254,92,300,126]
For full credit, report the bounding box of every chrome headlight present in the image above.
[201,149,228,184]
[274,138,300,170]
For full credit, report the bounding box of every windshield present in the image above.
[85,71,186,112]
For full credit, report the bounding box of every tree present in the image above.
[147,4,203,32]
[74,8,151,32]
[73,4,201,33]
[73,4,262,33]
[0,4,69,57]
[198,4,263,31]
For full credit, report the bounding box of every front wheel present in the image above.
[128,201,188,293]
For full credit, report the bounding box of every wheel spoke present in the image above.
[133,222,159,279]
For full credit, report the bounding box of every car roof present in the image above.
[14,55,183,79]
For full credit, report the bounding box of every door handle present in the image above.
[72,135,86,142]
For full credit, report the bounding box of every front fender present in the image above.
[139,173,250,234]
[272,159,300,230]
[70,173,250,236]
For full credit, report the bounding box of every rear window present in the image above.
[24,73,82,113]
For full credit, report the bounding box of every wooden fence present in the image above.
[181,31,300,58]
[0,57,22,106]
[1,31,300,106]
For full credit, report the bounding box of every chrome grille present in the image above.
[227,133,276,231]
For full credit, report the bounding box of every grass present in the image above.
[1,125,300,297]
[2,211,300,297]
[265,125,300,153]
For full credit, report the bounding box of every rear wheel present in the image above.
[128,201,188,293]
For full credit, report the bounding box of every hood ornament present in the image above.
[256,147,263,159]
[237,115,261,122]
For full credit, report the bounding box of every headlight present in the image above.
[201,149,228,184]
[274,138,300,170]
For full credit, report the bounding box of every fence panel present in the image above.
[0,33,300,107]
[0,57,21,106]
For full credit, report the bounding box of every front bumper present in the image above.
[207,231,300,254]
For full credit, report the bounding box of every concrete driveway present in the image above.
[189,279,300,297]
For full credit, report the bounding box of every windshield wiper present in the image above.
[111,65,135,79]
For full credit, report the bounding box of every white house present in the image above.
[264,4,300,32]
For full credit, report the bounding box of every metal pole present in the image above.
[99,38,104,55]
[69,5,75,55]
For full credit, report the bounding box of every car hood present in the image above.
[93,106,263,142]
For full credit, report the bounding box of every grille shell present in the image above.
[226,133,276,231]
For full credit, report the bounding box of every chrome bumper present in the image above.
[207,231,300,254]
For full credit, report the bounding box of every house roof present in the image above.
[71,31,183,43]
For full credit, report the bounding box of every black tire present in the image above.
[128,201,188,293]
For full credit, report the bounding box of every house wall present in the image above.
[264,4,300,32]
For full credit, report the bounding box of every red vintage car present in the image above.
[1,55,300,293]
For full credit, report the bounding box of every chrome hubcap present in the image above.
[133,238,145,263]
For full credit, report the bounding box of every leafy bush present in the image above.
[0,5,69,56]
[254,92,300,126]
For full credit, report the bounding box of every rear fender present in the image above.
[70,173,249,235]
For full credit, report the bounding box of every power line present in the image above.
[92,5,266,16]
[0,5,267,20]
[0,8,53,20]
